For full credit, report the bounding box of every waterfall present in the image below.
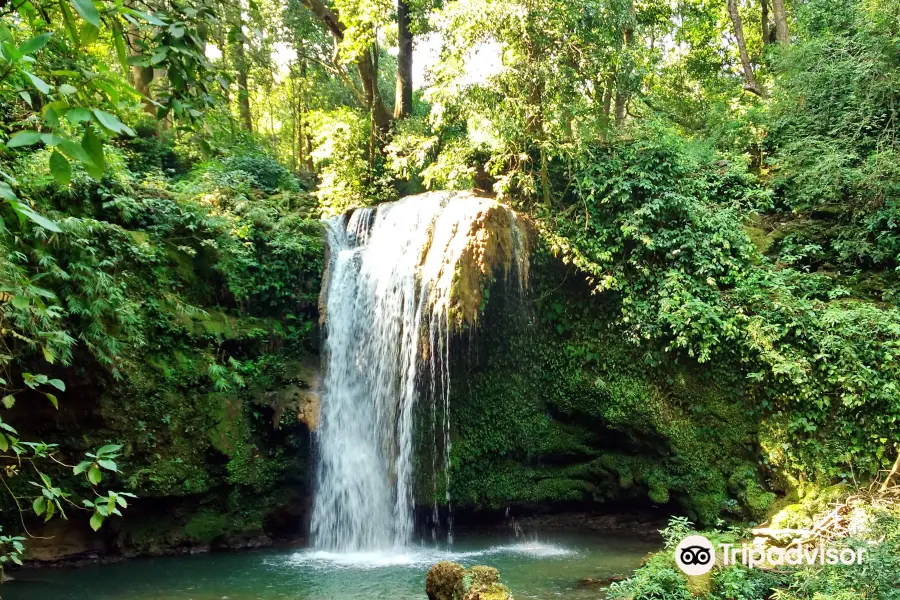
[311,191,528,552]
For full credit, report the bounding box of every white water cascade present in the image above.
[310,191,528,552]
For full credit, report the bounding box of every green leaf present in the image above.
[49,151,72,185]
[46,379,65,391]
[115,495,128,509]
[80,22,99,45]
[10,296,28,309]
[24,72,51,94]
[92,110,133,136]
[73,461,90,475]
[58,83,77,95]
[33,496,47,516]
[6,130,42,148]
[19,33,52,54]
[97,459,117,471]
[57,139,93,168]
[45,393,58,409]
[19,90,32,106]
[128,9,166,26]
[111,20,128,70]
[81,127,105,179]
[150,49,167,65]
[88,465,101,485]
[1,395,15,409]
[9,201,62,232]
[0,433,7,452]
[41,133,63,146]
[10,554,22,566]
[70,0,100,28]
[65,107,92,124]
[0,181,15,201]
[42,346,55,363]
[58,0,80,42]
[97,444,122,455]
[89,511,104,531]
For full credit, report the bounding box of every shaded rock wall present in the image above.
[440,239,773,525]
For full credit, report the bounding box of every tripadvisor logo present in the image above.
[674,534,867,575]
[675,535,716,575]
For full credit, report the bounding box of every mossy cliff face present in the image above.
[5,173,325,560]
[442,240,773,525]
[436,193,529,328]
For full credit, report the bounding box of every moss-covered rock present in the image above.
[426,562,514,600]
[426,561,466,600]
[440,242,770,524]
[769,503,814,530]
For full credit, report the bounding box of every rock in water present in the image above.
[426,561,465,600]
[426,562,515,600]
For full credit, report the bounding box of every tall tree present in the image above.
[772,0,790,45]
[727,0,766,97]
[234,30,253,132]
[127,24,156,115]
[394,0,413,118]
[761,0,772,45]
[614,0,635,126]
[301,0,392,130]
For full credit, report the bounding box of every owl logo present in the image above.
[675,535,715,575]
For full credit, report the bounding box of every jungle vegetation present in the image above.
[0,0,899,596]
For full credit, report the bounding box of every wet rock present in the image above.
[265,356,321,431]
[426,562,514,600]
[297,388,320,431]
[578,574,626,587]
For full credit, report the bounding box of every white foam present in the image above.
[484,542,575,558]
[280,541,575,570]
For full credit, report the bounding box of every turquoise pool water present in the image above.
[5,531,658,600]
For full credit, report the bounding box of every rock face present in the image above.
[265,356,321,431]
[426,562,514,600]
[23,519,107,563]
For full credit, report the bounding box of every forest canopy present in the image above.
[0,0,899,592]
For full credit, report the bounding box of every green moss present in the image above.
[183,510,232,543]
[426,562,513,600]
[426,561,465,600]
[769,503,814,529]
[444,249,767,524]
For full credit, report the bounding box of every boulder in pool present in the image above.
[426,562,514,600]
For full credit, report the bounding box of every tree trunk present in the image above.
[614,0,635,127]
[302,0,392,131]
[761,0,772,45]
[394,0,413,119]
[295,68,303,171]
[727,0,766,97]
[602,74,614,121]
[882,452,900,492]
[772,0,789,45]
[235,36,252,132]
[614,79,627,125]
[127,24,155,115]
[299,58,313,171]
